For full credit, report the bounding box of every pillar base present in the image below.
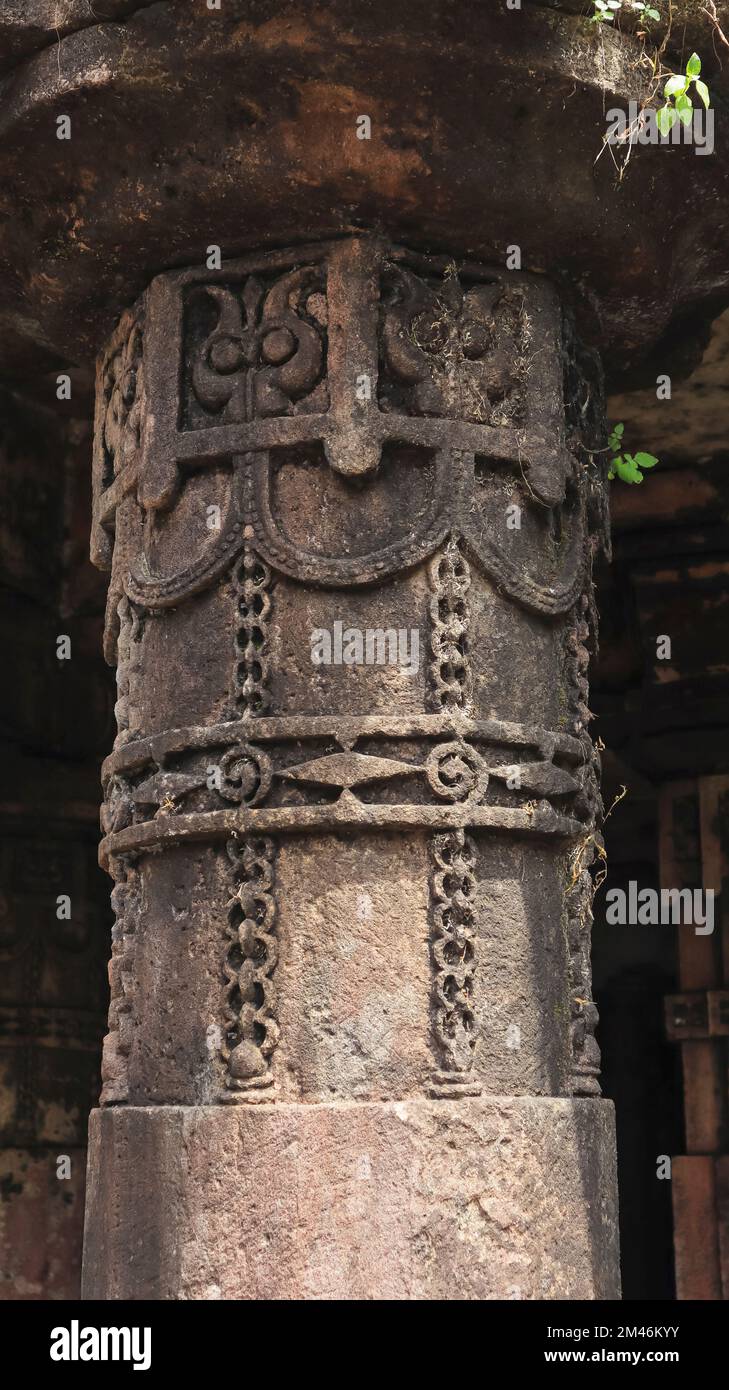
[82,1098,620,1300]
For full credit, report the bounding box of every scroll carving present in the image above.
[98,715,588,850]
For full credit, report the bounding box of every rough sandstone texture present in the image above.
[83,1098,619,1301]
[82,233,619,1298]
[2,0,729,387]
[3,0,729,1306]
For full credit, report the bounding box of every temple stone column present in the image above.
[81,235,619,1299]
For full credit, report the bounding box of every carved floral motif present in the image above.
[380,266,527,425]
[188,268,327,423]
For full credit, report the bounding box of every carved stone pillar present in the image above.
[82,236,619,1300]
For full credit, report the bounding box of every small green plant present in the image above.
[591,0,660,23]
[607,423,659,484]
[657,52,710,134]
[591,1,621,22]
[629,1,661,21]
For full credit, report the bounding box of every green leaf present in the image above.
[675,93,693,126]
[695,79,710,110]
[656,105,677,135]
[686,52,701,78]
[618,454,644,483]
[647,7,660,19]
[633,452,659,469]
[664,74,687,98]
[615,458,642,484]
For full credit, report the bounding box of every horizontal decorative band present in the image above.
[103,713,584,784]
[99,795,584,868]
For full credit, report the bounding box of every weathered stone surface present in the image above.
[1,0,728,385]
[1,0,726,1314]
[83,1097,620,1301]
[90,239,608,1108]
[79,231,619,1299]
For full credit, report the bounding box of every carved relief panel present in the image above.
[91,238,608,1107]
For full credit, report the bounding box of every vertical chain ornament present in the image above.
[565,573,602,1096]
[429,537,473,711]
[428,830,482,1098]
[567,854,602,1097]
[222,835,279,1099]
[100,857,139,1105]
[113,595,143,746]
[233,543,272,716]
[566,592,592,738]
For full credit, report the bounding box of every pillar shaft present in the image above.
[82,237,619,1299]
